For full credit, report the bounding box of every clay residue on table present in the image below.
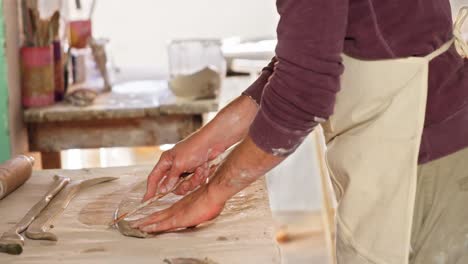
[113,181,182,238]
[78,187,125,226]
[78,181,142,226]
[113,179,269,238]
[79,173,273,242]
[81,247,107,254]
[163,257,219,264]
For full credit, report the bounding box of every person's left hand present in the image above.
[129,184,226,233]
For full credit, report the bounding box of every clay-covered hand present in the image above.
[134,136,285,235]
[131,184,225,233]
[143,95,259,199]
[142,135,223,200]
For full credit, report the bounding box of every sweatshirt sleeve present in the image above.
[242,57,277,105]
[249,0,349,156]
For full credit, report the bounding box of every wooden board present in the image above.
[27,115,202,152]
[0,165,280,264]
[23,82,218,123]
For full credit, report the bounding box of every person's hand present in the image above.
[143,95,259,200]
[134,136,285,235]
[142,134,224,201]
[131,184,225,233]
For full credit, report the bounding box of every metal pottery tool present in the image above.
[26,177,118,241]
[111,148,234,226]
[0,175,70,255]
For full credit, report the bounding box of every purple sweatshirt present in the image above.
[243,0,468,164]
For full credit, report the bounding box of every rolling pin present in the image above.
[0,155,35,200]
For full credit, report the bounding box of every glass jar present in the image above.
[168,39,226,99]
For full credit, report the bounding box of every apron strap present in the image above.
[453,7,468,58]
[425,7,468,61]
[425,39,454,61]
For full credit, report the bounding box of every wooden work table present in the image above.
[0,165,329,264]
[0,165,279,263]
[23,80,219,169]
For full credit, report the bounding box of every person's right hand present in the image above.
[142,133,224,201]
[142,95,260,201]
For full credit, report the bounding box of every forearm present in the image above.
[207,136,285,204]
[195,95,259,155]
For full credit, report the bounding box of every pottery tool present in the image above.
[89,38,112,92]
[50,11,60,40]
[89,0,97,18]
[0,175,70,255]
[27,8,59,47]
[21,1,34,46]
[0,155,35,200]
[28,8,39,46]
[112,148,234,226]
[26,177,118,241]
[111,172,195,226]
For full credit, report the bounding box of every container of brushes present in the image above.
[20,45,55,108]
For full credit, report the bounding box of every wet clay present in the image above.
[113,181,181,238]
[113,179,267,238]
[78,185,137,226]
[169,67,221,99]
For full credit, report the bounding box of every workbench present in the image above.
[0,165,281,264]
[23,80,219,169]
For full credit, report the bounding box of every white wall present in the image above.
[91,0,279,74]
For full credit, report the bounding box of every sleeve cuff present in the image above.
[241,71,271,105]
[249,108,317,157]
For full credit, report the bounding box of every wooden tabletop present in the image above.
[0,166,280,264]
[24,80,219,123]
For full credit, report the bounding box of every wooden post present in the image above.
[0,2,11,163]
[41,151,62,169]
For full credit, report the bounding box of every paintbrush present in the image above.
[111,147,234,226]
[50,11,60,40]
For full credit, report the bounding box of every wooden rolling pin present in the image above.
[0,155,35,200]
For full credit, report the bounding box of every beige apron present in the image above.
[322,8,468,264]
